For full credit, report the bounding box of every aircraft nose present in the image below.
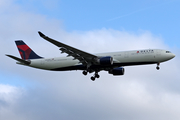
[165,53,175,61]
[171,53,176,58]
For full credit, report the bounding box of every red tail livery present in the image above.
[15,40,42,60]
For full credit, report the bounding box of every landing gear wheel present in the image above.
[156,63,160,70]
[95,74,100,78]
[91,76,95,81]
[83,71,87,75]
[90,71,100,81]
[156,66,160,70]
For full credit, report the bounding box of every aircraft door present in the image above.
[155,49,162,61]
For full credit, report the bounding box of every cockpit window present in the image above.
[166,51,171,53]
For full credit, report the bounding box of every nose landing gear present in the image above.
[156,63,160,70]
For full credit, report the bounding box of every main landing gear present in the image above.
[156,63,160,70]
[91,73,100,81]
[82,70,100,81]
[82,71,88,75]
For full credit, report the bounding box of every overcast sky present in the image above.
[1,0,180,120]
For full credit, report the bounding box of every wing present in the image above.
[38,31,98,66]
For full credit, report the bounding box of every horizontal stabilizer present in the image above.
[6,54,31,65]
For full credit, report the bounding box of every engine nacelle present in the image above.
[109,67,125,75]
[99,56,113,66]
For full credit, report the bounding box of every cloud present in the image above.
[0,0,180,120]
[0,84,25,120]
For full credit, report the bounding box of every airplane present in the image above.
[6,31,175,81]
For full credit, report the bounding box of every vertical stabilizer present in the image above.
[15,40,42,60]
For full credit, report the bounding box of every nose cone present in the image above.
[171,53,176,58]
[167,53,175,60]
[158,51,175,62]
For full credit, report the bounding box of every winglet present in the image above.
[38,31,46,37]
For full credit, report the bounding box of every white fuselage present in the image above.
[26,49,175,71]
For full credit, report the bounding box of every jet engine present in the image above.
[109,67,125,75]
[99,56,113,66]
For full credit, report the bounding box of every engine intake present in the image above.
[109,67,125,75]
[99,56,113,66]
